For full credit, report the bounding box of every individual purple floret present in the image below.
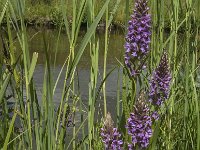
[126,91,152,149]
[101,112,123,150]
[124,0,151,76]
[149,51,171,106]
[152,111,159,121]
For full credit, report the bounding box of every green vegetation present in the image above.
[1,0,200,29]
[0,0,200,149]
[24,0,127,26]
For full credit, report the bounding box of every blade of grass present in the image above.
[0,73,11,104]
[0,0,8,24]
[28,52,38,83]
[67,0,110,79]
[3,110,17,150]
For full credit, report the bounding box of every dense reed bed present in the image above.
[0,0,200,149]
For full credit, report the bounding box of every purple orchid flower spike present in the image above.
[149,51,171,106]
[126,91,152,149]
[125,0,151,76]
[101,112,123,150]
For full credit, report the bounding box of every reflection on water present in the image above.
[27,28,125,122]
[27,28,125,67]
[28,28,125,140]
[26,27,125,94]
[0,27,125,113]
[0,27,125,141]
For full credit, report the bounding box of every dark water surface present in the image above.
[0,27,125,146]
[27,27,125,108]
[25,28,124,129]
[0,26,125,138]
[27,27,125,142]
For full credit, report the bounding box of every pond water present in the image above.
[0,27,126,144]
[27,27,125,142]
[27,27,125,115]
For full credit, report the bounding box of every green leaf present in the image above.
[3,111,17,150]
[28,52,38,83]
[67,0,110,78]
[0,73,11,104]
[0,0,8,24]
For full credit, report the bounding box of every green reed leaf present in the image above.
[67,0,110,78]
[0,0,8,24]
[28,52,38,83]
[0,73,11,104]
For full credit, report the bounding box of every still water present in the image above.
[0,27,125,145]
[23,27,125,131]
[27,27,125,108]
[27,27,125,142]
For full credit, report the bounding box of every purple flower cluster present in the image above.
[125,0,151,76]
[126,92,152,149]
[149,51,171,106]
[101,113,123,150]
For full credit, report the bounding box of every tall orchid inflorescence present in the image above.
[126,91,152,149]
[149,51,171,106]
[124,0,151,76]
[101,112,123,150]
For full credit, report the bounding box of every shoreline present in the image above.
[1,18,191,35]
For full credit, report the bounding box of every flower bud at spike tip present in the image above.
[149,51,171,106]
[124,0,151,76]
